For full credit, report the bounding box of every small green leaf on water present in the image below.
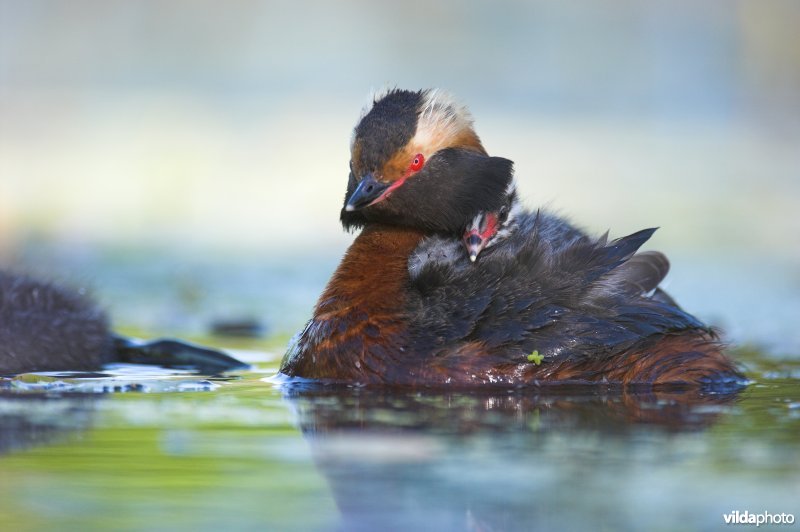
[527,350,544,365]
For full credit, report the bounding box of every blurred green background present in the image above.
[1,0,799,352]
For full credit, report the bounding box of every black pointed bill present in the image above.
[344,173,391,212]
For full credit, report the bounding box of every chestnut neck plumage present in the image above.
[281,224,425,381]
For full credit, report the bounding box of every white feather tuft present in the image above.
[413,89,474,151]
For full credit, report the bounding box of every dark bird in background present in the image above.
[0,272,247,375]
[0,272,111,374]
[281,88,743,388]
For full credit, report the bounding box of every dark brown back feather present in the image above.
[610,251,670,296]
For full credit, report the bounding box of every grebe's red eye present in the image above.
[409,153,425,172]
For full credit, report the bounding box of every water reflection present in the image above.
[0,365,226,456]
[283,386,743,531]
[0,394,99,455]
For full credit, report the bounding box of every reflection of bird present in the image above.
[281,89,743,387]
[284,386,739,531]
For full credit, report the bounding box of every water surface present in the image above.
[1,346,798,531]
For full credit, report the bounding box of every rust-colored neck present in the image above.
[316,225,424,317]
[282,224,424,381]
